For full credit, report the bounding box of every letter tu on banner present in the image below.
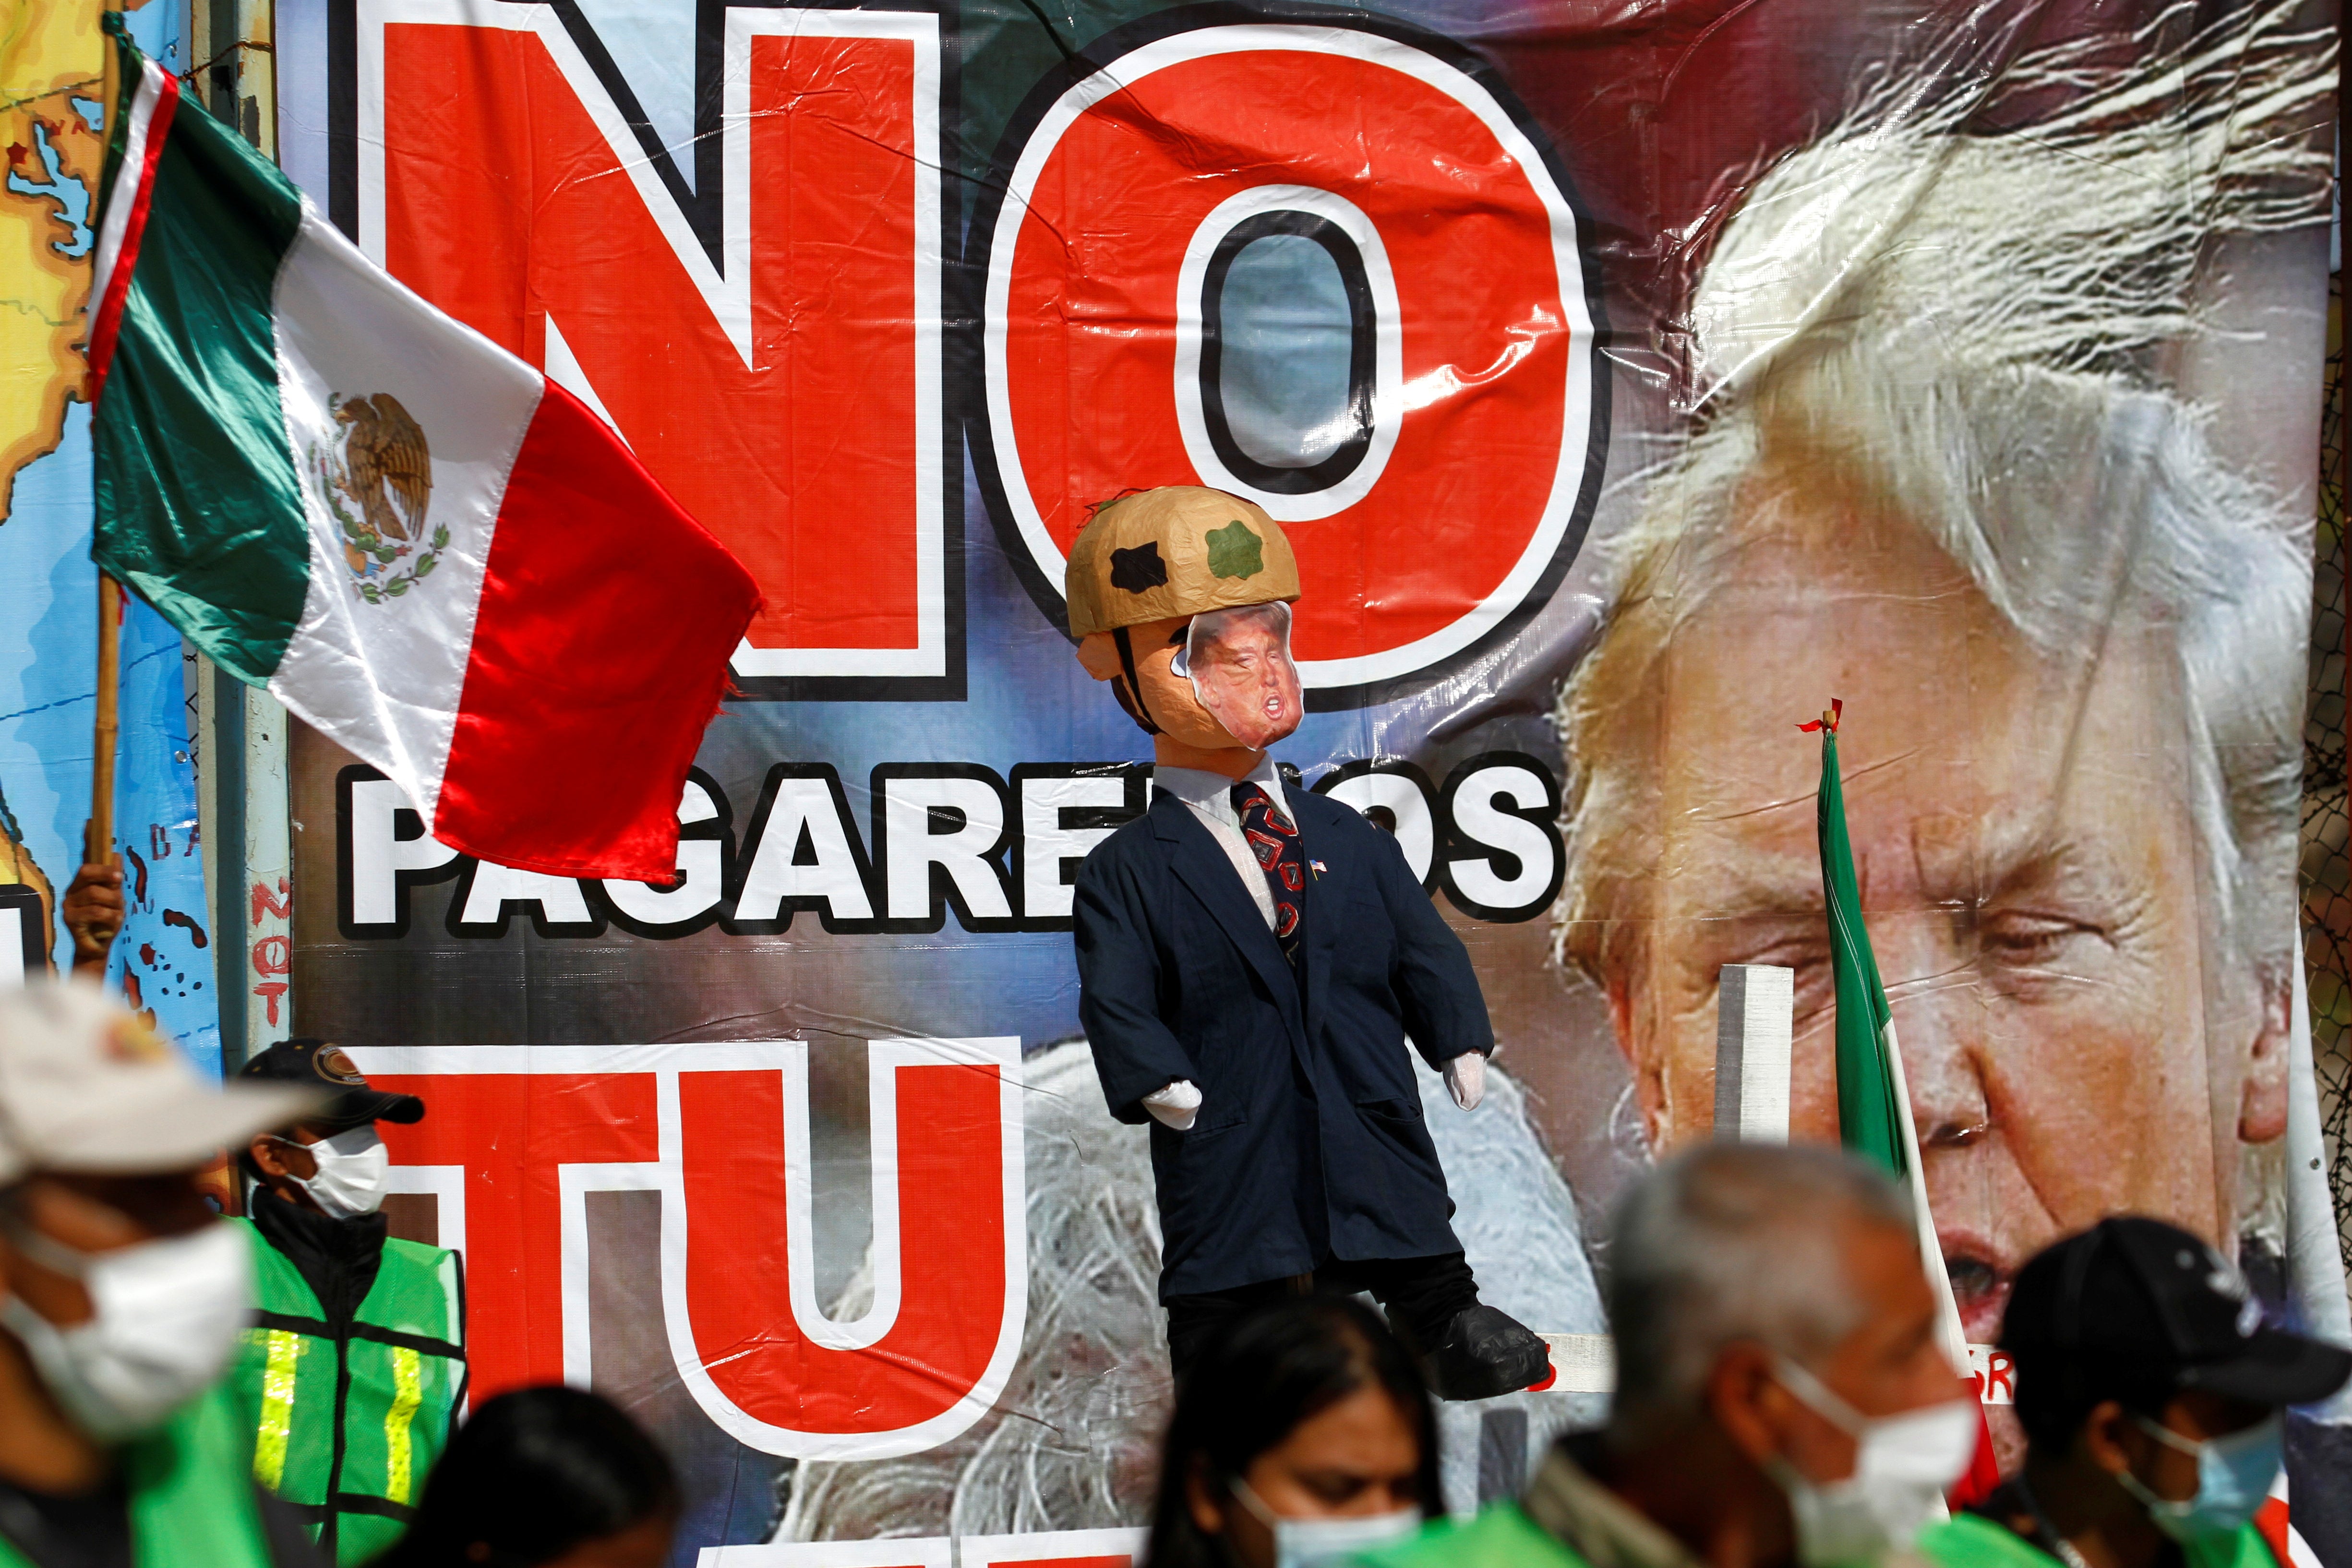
[346,1039,1027,1460]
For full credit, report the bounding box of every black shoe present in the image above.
[1419,1305,1551,1401]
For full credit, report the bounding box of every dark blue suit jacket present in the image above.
[1072,786,1495,1298]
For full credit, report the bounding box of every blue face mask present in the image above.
[1230,1477,1422,1568]
[2114,1413,2283,1542]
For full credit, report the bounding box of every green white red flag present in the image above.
[87,16,759,881]
[1806,699,2003,1507]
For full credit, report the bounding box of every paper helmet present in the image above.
[1064,487,1302,637]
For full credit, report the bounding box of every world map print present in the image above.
[0,0,217,1070]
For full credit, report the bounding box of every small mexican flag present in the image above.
[1807,700,2002,1506]
[88,17,759,881]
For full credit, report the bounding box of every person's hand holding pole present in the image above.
[61,852,125,978]
[72,575,124,981]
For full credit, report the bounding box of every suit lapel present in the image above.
[1150,792,1300,1022]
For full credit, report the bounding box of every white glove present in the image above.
[1142,1079,1202,1131]
[1442,1053,1486,1112]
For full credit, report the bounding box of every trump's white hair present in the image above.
[1558,0,2335,984]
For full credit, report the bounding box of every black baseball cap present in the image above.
[2000,1216,2351,1408]
[236,1039,424,1130]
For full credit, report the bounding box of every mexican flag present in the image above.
[1809,701,2002,1506]
[87,17,760,881]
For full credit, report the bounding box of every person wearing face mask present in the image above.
[1367,1142,1978,1568]
[1146,1293,1439,1568]
[0,982,329,1568]
[1919,1218,2351,1568]
[1067,486,1549,1400]
[226,1040,464,1568]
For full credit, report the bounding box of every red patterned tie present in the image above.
[1231,782,1305,968]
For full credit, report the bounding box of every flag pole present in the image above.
[89,2,125,876]
[1878,1013,1972,1369]
[88,575,121,868]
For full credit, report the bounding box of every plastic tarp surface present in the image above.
[256,0,2339,1559]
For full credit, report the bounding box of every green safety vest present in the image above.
[227,1217,467,1568]
[1921,1511,2282,1568]
[0,1380,281,1568]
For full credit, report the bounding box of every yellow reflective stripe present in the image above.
[252,1330,302,1490]
[384,1346,424,1505]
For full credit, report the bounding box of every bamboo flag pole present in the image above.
[88,575,121,867]
[88,3,124,875]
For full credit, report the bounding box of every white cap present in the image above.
[0,983,322,1185]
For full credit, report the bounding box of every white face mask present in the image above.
[1231,1475,1423,1568]
[276,1125,389,1219]
[1767,1355,1980,1567]
[1,1219,253,1440]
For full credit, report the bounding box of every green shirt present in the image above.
[1363,1439,1708,1568]
[1366,1505,1591,1568]
[1919,1512,2280,1568]
[0,1382,282,1568]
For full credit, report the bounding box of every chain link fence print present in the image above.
[2303,266,2347,1268]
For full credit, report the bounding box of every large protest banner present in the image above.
[263,0,2341,1559]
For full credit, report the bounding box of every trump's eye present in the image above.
[1980,910,2103,963]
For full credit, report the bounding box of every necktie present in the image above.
[1231,782,1305,968]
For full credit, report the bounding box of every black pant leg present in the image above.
[1352,1252,1481,1353]
[1164,1278,1296,1377]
